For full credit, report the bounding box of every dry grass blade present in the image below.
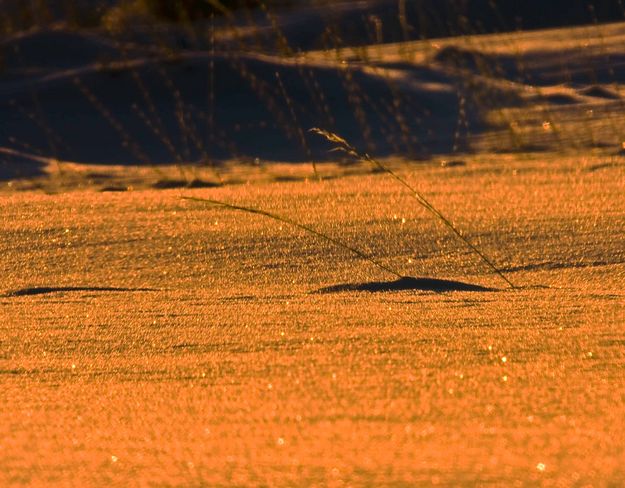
[311,128,516,289]
[181,196,403,278]
[309,128,351,148]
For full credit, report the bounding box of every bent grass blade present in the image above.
[181,196,403,279]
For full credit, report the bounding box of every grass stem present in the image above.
[310,128,515,289]
[181,196,403,278]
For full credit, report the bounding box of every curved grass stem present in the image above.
[181,196,402,278]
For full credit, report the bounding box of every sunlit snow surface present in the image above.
[1,155,624,485]
[1,11,625,486]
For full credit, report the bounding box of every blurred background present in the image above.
[2,0,625,183]
[3,0,625,39]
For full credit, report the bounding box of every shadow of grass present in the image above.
[5,286,158,297]
[314,276,495,294]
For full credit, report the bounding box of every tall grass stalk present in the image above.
[181,127,515,290]
[310,128,515,289]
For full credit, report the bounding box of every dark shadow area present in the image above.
[125,0,625,53]
[579,85,623,99]
[151,179,221,189]
[277,0,625,51]
[3,1,625,45]
[585,161,624,172]
[314,276,495,294]
[4,286,158,297]
[0,50,475,170]
[2,1,624,180]
[502,259,624,273]
[0,156,47,180]
[99,185,130,192]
